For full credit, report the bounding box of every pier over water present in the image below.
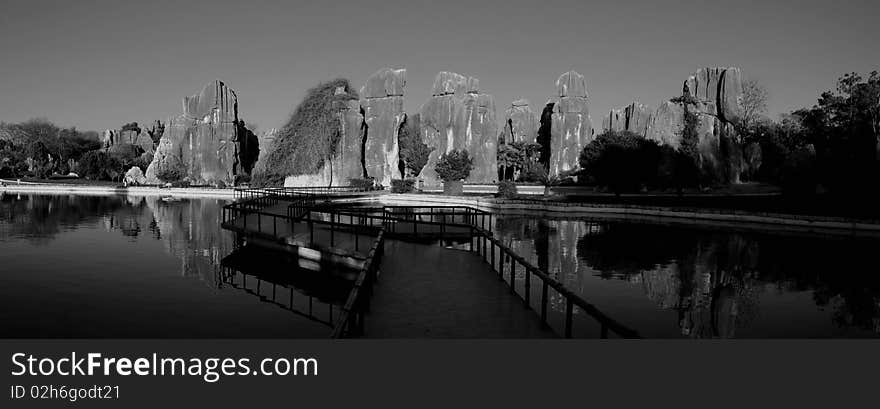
[221,187,640,339]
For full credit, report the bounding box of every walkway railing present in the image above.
[220,191,639,338]
[330,230,385,338]
[467,225,640,339]
[306,204,640,339]
[234,185,376,201]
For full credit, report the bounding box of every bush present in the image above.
[579,131,662,193]
[435,149,473,182]
[497,180,518,198]
[348,177,376,191]
[76,150,122,180]
[390,178,416,193]
[155,155,186,183]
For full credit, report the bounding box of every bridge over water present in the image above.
[221,187,640,339]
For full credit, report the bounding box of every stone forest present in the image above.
[2,66,879,204]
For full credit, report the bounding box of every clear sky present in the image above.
[0,0,877,133]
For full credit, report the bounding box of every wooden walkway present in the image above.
[224,200,556,338]
[366,240,556,338]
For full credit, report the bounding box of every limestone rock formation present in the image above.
[252,128,277,177]
[645,67,746,183]
[601,102,652,136]
[284,86,366,187]
[549,71,593,177]
[418,71,498,185]
[101,122,159,154]
[645,101,686,148]
[359,68,405,186]
[145,80,258,186]
[502,99,537,144]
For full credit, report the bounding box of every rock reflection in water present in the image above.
[494,216,880,338]
[0,192,232,286]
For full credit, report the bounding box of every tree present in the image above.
[738,78,769,138]
[435,149,473,182]
[579,130,663,194]
[398,113,431,177]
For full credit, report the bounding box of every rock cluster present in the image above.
[417,71,498,185]
[502,99,537,144]
[549,71,593,177]
[146,80,258,186]
[101,121,161,154]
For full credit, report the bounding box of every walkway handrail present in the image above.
[221,194,638,338]
[469,225,641,339]
[331,229,385,338]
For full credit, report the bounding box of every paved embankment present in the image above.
[363,194,880,236]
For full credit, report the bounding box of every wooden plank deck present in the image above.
[365,240,556,338]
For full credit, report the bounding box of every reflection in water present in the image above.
[0,192,231,286]
[0,193,334,338]
[495,216,880,338]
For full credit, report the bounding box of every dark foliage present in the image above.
[497,180,518,198]
[390,178,416,193]
[76,150,122,181]
[536,103,554,170]
[435,149,473,182]
[398,113,431,177]
[252,79,359,187]
[348,177,376,191]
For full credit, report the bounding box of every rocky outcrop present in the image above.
[146,80,258,186]
[643,67,746,183]
[283,88,365,187]
[101,122,160,154]
[359,68,405,186]
[252,128,277,177]
[418,71,498,185]
[645,101,686,148]
[549,71,593,177]
[502,99,537,144]
[601,102,652,136]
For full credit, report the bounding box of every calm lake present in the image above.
[1,193,878,338]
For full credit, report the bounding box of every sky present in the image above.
[0,0,877,134]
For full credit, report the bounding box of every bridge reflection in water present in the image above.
[221,187,640,339]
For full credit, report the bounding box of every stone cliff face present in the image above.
[101,121,162,154]
[502,99,537,144]
[359,68,405,186]
[146,80,257,186]
[418,71,498,185]
[549,71,593,177]
[602,102,652,137]
[643,67,745,183]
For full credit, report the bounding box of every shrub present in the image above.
[76,150,122,180]
[155,155,186,183]
[348,177,376,191]
[497,180,518,198]
[579,130,662,193]
[390,178,416,193]
[435,149,473,182]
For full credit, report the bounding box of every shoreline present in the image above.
[0,183,235,199]
[4,183,880,234]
